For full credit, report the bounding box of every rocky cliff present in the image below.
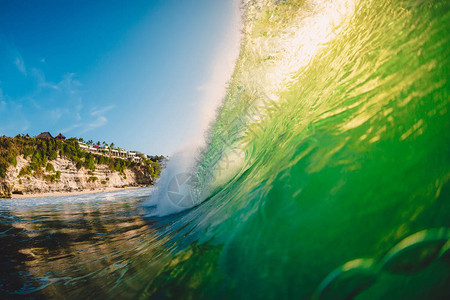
[1,156,152,197]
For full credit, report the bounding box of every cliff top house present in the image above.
[35,132,54,140]
[55,133,66,140]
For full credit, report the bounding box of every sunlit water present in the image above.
[0,188,164,298]
[2,0,450,299]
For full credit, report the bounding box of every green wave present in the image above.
[146,0,450,298]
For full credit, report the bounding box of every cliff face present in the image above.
[1,156,152,197]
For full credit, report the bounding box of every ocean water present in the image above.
[1,0,450,299]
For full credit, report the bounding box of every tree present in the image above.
[49,150,57,160]
[110,142,115,149]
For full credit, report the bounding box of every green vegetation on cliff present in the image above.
[0,135,162,180]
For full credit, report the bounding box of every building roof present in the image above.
[55,133,66,140]
[35,132,54,140]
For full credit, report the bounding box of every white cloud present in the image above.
[0,89,8,112]
[1,42,114,138]
[29,69,90,133]
[0,43,88,135]
[29,98,43,110]
[81,116,108,134]
[91,105,115,117]
[0,97,30,134]
[60,123,82,134]
[57,73,82,93]
[31,68,59,90]
[74,105,115,134]
[49,108,64,122]
[14,56,27,75]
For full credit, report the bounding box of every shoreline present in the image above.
[10,186,149,199]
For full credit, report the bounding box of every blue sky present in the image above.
[0,0,240,155]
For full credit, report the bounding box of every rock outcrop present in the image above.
[0,182,11,198]
[1,156,153,198]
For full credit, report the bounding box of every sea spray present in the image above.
[143,144,201,216]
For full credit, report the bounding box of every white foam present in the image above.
[143,144,200,216]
